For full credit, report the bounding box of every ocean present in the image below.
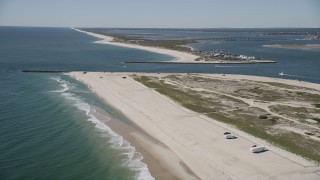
[0,27,319,179]
[89,28,320,83]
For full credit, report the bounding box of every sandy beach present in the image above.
[74,28,199,63]
[74,28,276,64]
[71,72,320,180]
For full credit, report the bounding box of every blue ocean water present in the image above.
[0,27,165,179]
[90,28,320,83]
[0,27,319,179]
[0,72,148,179]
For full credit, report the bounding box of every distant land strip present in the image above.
[22,70,71,73]
[124,60,276,64]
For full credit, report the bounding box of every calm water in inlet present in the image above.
[0,27,319,179]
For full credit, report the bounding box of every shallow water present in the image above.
[0,27,159,179]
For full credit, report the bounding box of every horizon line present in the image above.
[1,25,320,29]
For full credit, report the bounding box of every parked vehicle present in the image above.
[250,145,267,153]
[223,132,236,139]
[224,133,237,139]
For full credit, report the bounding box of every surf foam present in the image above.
[52,76,154,180]
[51,77,70,93]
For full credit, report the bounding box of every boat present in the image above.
[279,72,284,76]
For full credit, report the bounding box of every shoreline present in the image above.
[71,72,320,179]
[73,28,276,64]
[73,28,199,63]
[92,106,193,179]
[71,73,199,179]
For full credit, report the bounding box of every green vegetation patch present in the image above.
[206,114,319,162]
[132,74,320,162]
[270,105,320,124]
[111,34,196,52]
[259,81,314,91]
[112,34,144,41]
[295,91,320,102]
[137,40,195,52]
[233,87,283,101]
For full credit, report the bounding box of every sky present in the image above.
[0,0,319,28]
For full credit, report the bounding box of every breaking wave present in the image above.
[51,76,154,180]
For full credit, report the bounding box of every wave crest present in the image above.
[52,76,154,180]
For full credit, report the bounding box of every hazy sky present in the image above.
[0,0,319,28]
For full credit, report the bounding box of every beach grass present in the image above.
[269,105,320,125]
[111,35,195,52]
[132,74,320,162]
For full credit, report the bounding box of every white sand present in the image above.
[196,73,320,91]
[71,72,320,180]
[73,28,199,63]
